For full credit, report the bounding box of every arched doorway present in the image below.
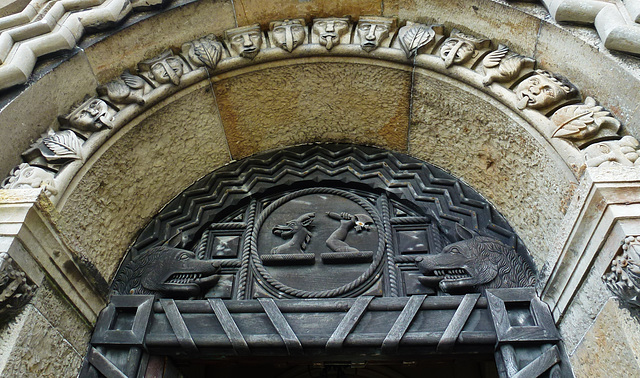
[80,145,570,377]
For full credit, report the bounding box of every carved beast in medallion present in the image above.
[416,224,535,293]
[112,246,220,298]
[270,212,315,254]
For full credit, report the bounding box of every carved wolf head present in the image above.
[416,224,535,293]
[112,246,220,298]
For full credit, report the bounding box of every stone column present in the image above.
[0,189,106,376]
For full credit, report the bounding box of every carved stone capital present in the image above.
[0,189,106,323]
[0,252,36,323]
[539,166,640,320]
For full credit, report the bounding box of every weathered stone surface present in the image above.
[31,280,91,352]
[233,0,382,28]
[0,306,83,377]
[0,52,98,180]
[408,69,576,268]
[571,298,640,378]
[58,84,231,280]
[384,0,540,57]
[213,60,412,159]
[84,0,235,83]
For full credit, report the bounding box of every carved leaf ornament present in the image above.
[551,97,620,140]
[42,130,83,161]
[400,23,435,58]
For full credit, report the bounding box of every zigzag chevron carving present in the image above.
[131,144,526,264]
[0,0,162,90]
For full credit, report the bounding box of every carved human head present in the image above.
[439,29,489,68]
[139,51,185,86]
[1,163,57,195]
[356,16,395,52]
[312,17,350,50]
[515,70,577,110]
[270,19,306,52]
[225,24,263,59]
[60,96,113,132]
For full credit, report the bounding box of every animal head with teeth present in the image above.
[112,246,220,298]
[415,224,535,293]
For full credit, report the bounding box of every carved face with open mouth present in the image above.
[415,245,493,293]
[357,18,392,52]
[126,247,221,297]
[313,18,350,50]
[515,70,575,110]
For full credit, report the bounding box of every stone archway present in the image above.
[0,2,639,376]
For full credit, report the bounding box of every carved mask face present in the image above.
[515,74,567,110]
[440,38,476,67]
[150,57,184,86]
[271,20,306,52]
[313,18,349,50]
[229,29,263,59]
[357,21,390,52]
[68,98,112,131]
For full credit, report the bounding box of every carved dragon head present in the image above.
[112,246,220,298]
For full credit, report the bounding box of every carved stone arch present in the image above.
[0,1,639,376]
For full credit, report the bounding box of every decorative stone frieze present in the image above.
[0,16,636,204]
[603,236,640,307]
[0,0,638,91]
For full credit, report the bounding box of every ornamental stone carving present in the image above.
[224,24,263,59]
[269,19,307,53]
[0,253,36,324]
[1,163,57,195]
[138,51,187,86]
[551,97,621,147]
[181,34,225,69]
[58,96,115,136]
[392,22,444,58]
[354,16,397,52]
[21,129,83,167]
[439,29,490,68]
[311,17,351,50]
[481,44,535,86]
[603,236,640,307]
[97,70,147,106]
[583,136,640,167]
[514,70,578,110]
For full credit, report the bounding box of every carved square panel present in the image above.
[206,233,241,258]
[403,271,436,295]
[205,274,235,299]
[396,229,430,254]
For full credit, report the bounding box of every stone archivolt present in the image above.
[1,16,636,204]
[0,0,638,92]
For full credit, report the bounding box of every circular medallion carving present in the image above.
[250,187,384,298]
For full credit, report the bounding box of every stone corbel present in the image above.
[0,188,106,323]
[538,166,640,321]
